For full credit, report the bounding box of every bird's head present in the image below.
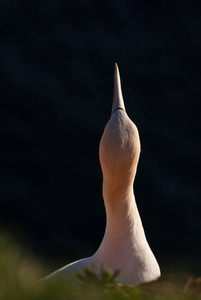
[99,64,141,195]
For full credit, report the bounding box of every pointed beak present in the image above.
[111,63,126,116]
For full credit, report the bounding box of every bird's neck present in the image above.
[102,182,144,241]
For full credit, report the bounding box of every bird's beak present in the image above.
[111,63,126,116]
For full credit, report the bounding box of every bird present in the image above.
[42,63,161,286]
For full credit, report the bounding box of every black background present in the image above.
[0,1,201,274]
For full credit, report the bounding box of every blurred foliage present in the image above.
[1,235,201,300]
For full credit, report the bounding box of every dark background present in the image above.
[0,1,201,275]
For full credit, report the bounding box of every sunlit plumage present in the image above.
[43,63,161,286]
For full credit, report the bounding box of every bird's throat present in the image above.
[103,185,142,241]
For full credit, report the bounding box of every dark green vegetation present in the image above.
[1,236,201,300]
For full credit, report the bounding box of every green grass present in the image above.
[0,235,201,300]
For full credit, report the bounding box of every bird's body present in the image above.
[43,64,160,286]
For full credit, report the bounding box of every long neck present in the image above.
[102,176,143,241]
[98,63,143,245]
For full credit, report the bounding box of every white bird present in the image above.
[43,63,161,286]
